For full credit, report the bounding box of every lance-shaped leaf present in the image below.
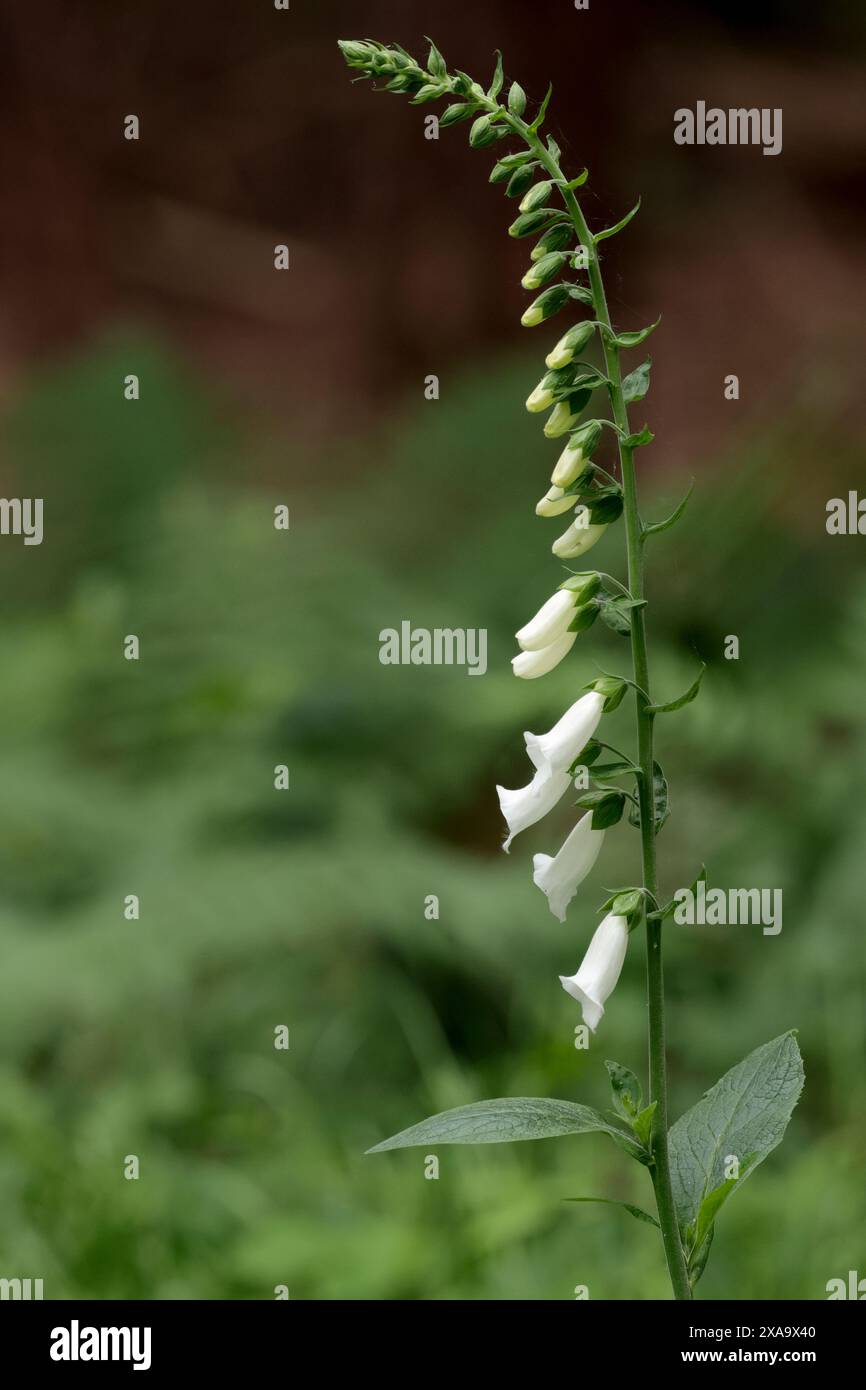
[565,1197,659,1228]
[622,358,652,404]
[593,198,641,243]
[530,83,553,132]
[602,316,660,350]
[575,788,626,830]
[487,49,504,99]
[646,662,706,714]
[668,1032,804,1232]
[367,1097,642,1155]
[644,479,696,536]
[606,1059,642,1118]
[652,863,707,922]
[623,424,654,449]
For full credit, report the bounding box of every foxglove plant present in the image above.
[340,38,804,1300]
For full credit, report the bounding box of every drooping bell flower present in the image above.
[524,689,604,777]
[552,505,607,558]
[559,912,629,1032]
[532,811,605,921]
[515,589,577,651]
[535,485,577,517]
[511,629,576,679]
[496,765,571,852]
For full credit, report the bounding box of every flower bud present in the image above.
[522,252,567,290]
[511,629,576,679]
[526,380,556,413]
[559,913,629,1030]
[552,507,608,558]
[442,102,479,128]
[516,588,577,651]
[518,180,554,214]
[505,164,535,198]
[545,320,596,370]
[552,443,589,487]
[536,485,577,517]
[510,210,560,240]
[544,400,582,438]
[521,283,570,327]
[469,115,498,148]
[531,223,573,261]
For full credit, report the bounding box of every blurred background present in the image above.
[0,0,863,1299]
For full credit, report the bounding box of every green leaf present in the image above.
[530,83,553,132]
[598,595,645,637]
[605,1060,642,1118]
[622,358,652,404]
[564,167,589,190]
[575,788,626,830]
[546,134,561,160]
[507,81,527,116]
[632,1101,657,1148]
[688,1223,714,1288]
[646,662,706,714]
[653,864,706,922]
[668,1032,805,1232]
[366,1097,637,1153]
[628,762,669,833]
[593,197,641,243]
[425,39,447,79]
[604,316,660,349]
[623,424,654,449]
[487,50,504,100]
[644,479,696,536]
[565,1197,659,1229]
[690,1152,758,1258]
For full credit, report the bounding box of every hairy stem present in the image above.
[505,113,693,1300]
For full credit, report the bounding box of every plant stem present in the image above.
[509,116,692,1300]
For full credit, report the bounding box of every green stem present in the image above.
[508,115,692,1301]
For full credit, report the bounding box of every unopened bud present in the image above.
[526,381,556,413]
[531,223,573,261]
[522,252,567,290]
[545,320,597,370]
[552,507,608,558]
[506,164,536,198]
[510,210,560,240]
[536,485,577,517]
[544,400,582,438]
[518,180,554,214]
[521,283,570,327]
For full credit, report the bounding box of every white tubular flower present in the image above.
[515,589,577,651]
[496,766,571,852]
[552,506,607,558]
[551,440,589,488]
[526,382,556,413]
[535,485,577,517]
[559,912,629,1032]
[525,690,604,776]
[543,400,581,439]
[533,811,605,922]
[511,629,576,679]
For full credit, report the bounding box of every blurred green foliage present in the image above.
[0,339,863,1299]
